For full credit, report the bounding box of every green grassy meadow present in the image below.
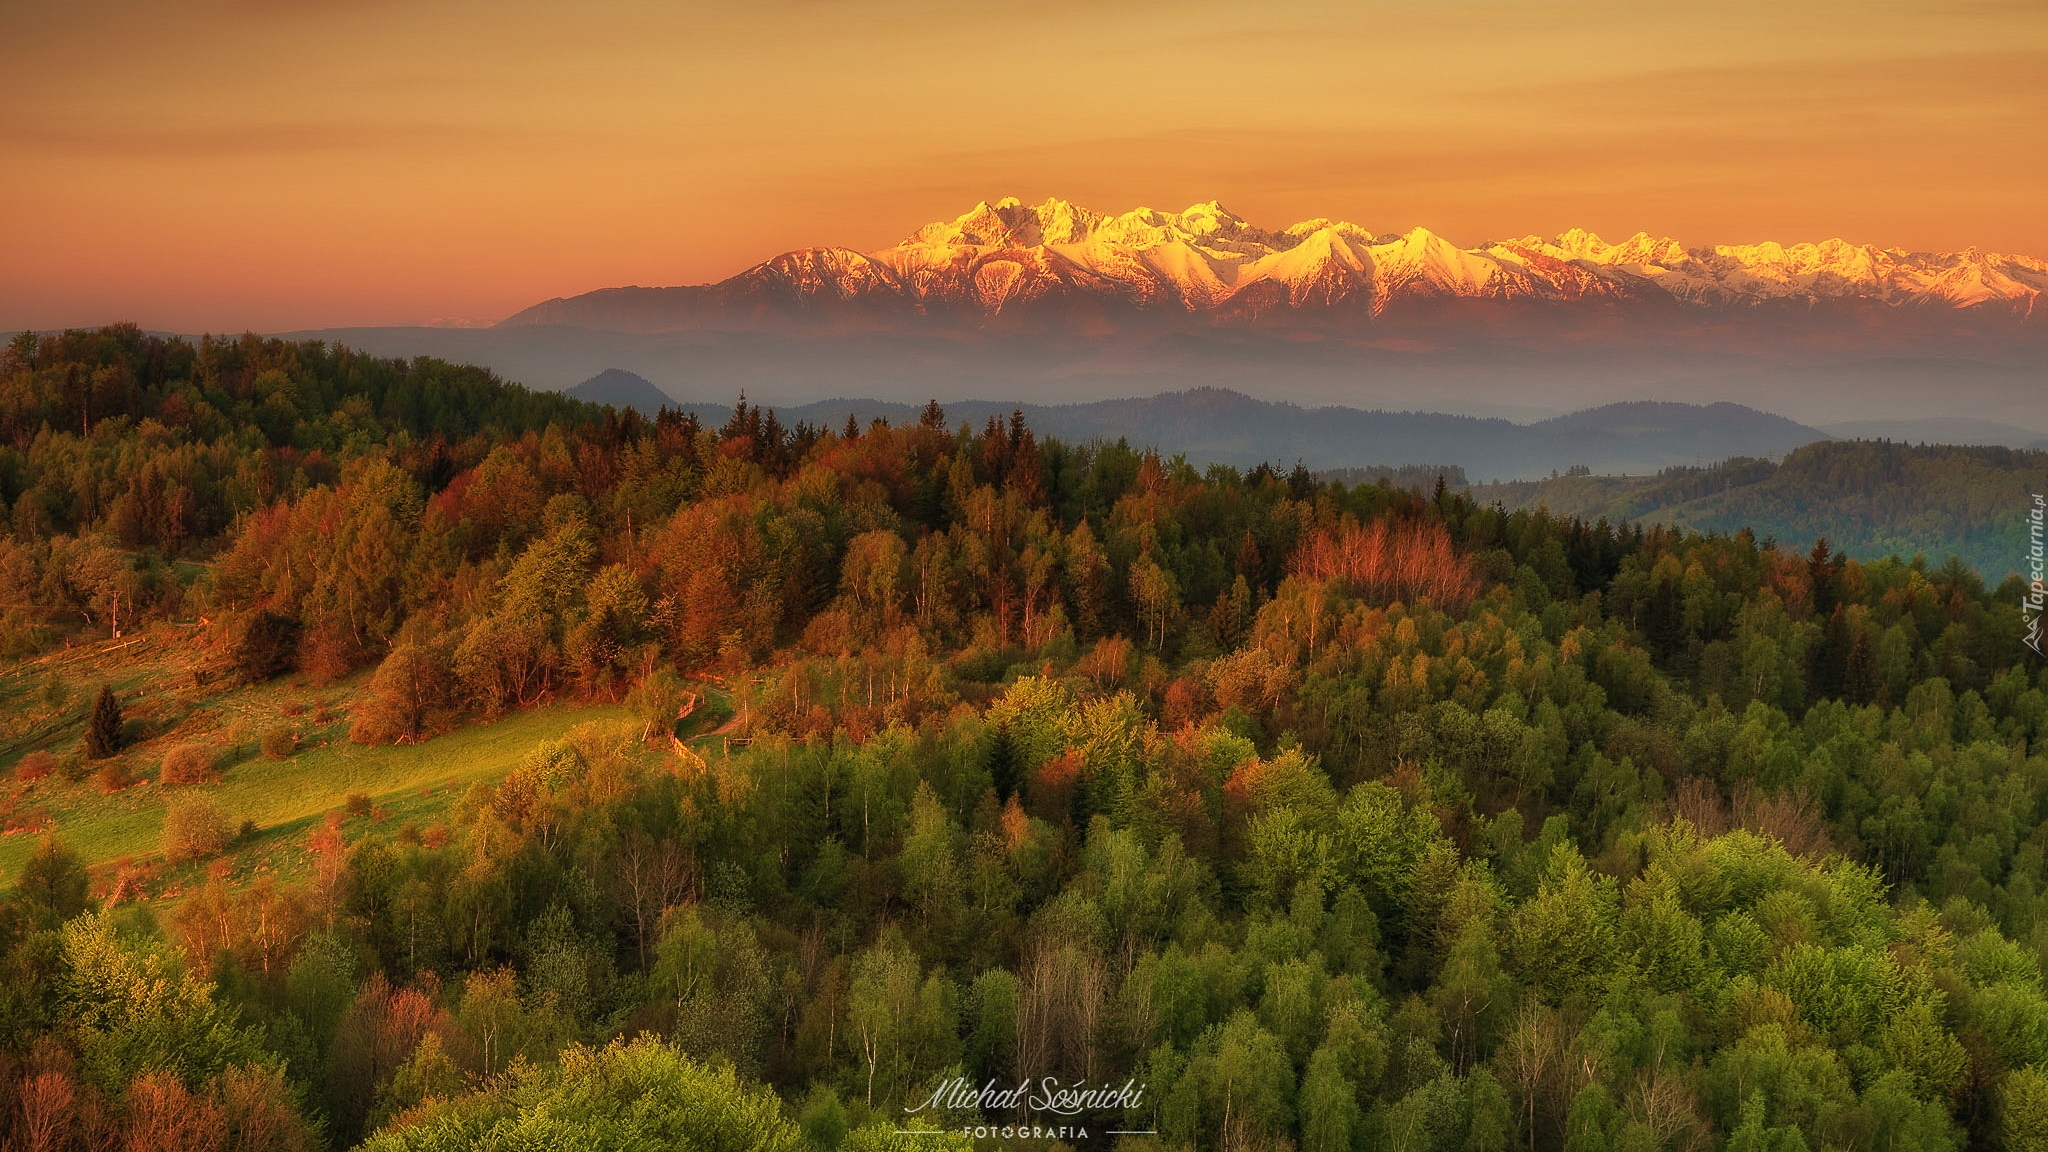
[0,626,644,894]
[2,702,634,882]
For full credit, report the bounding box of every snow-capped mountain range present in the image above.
[503,197,2046,330]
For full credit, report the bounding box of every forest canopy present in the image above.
[0,326,2042,1152]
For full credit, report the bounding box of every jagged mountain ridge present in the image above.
[503,197,2048,331]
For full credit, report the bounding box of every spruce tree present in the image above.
[85,683,122,760]
[985,722,1018,802]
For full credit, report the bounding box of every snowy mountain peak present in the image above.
[504,198,2048,330]
[876,200,2047,312]
[908,197,1105,248]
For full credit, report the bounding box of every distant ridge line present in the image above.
[576,384,1827,482]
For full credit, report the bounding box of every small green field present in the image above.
[0,624,646,893]
[0,702,635,885]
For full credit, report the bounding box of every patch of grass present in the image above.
[678,683,737,742]
[0,700,635,883]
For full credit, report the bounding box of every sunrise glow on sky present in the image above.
[2,0,2043,333]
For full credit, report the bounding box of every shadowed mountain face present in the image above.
[565,368,672,413]
[646,388,1824,481]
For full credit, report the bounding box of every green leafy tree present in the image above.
[1299,1040,1361,1152]
[357,1036,801,1151]
[2007,1067,2048,1152]
[1507,843,1618,1003]
[847,936,922,1107]
[61,910,266,1092]
[13,835,92,929]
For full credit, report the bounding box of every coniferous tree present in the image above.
[84,683,121,760]
[14,835,92,929]
[1843,628,1881,705]
[985,723,1019,802]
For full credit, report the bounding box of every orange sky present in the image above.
[2,0,2043,333]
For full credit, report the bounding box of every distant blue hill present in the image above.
[667,388,1826,482]
[1469,439,2048,578]
[566,368,675,413]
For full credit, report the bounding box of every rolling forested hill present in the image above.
[1469,439,2048,578]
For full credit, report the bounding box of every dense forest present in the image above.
[0,325,2045,1151]
[1469,441,2048,579]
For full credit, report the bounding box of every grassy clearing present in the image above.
[9,702,631,880]
[0,623,639,889]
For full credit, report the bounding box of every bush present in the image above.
[344,792,372,819]
[260,725,296,760]
[230,610,300,684]
[95,760,136,793]
[57,752,89,782]
[159,743,216,786]
[16,750,55,781]
[163,795,233,863]
[37,675,70,713]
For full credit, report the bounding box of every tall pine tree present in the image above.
[85,683,122,759]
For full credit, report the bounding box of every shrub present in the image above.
[58,752,89,782]
[281,701,306,718]
[296,616,359,687]
[259,725,296,760]
[163,795,233,863]
[159,743,216,786]
[95,760,136,793]
[230,610,300,684]
[37,675,70,713]
[16,750,55,781]
[344,792,372,819]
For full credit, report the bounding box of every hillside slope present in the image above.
[1469,439,2048,576]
